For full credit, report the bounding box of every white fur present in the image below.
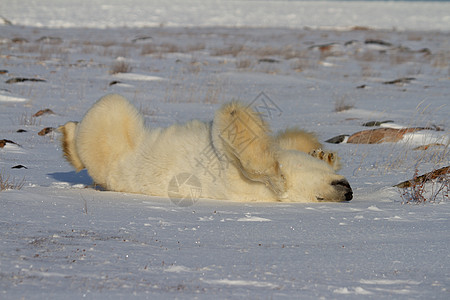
[60,94,352,202]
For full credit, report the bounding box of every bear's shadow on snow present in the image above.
[48,170,93,186]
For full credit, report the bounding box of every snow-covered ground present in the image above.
[2,0,450,31]
[1,1,449,299]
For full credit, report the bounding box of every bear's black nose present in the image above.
[331,179,353,201]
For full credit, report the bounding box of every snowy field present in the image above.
[1,0,449,299]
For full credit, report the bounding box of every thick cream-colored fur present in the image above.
[59,121,84,171]
[60,94,352,202]
[275,128,322,153]
[275,128,341,171]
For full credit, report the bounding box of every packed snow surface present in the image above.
[0,1,449,299]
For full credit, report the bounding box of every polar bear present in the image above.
[59,94,352,202]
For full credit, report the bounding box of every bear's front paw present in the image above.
[309,149,341,171]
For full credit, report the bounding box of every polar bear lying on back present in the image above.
[59,94,352,202]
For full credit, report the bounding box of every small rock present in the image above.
[428,124,444,131]
[11,165,27,169]
[344,40,359,46]
[418,48,431,55]
[0,139,18,148]
[347,128,423,144]
[38,127,54,136]
[11,37,28,43]
[131,36,153,43]
[365,39,392,47]
[109,80,122,86]
[382,77,415,85]
[325,135,349,144]
[258,58,280,63]
[362,120,394,127]
[309,43,337,52]
[6,77,46,84]
[33,109,54,117]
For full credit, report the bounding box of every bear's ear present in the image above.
[211,101,286,198]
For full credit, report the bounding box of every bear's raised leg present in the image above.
[212,102,287,198]
[59,94,146,189]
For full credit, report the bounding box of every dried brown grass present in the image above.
[109,60,133,74]
[0,170,25,192]
[334,95,355,112]
[236,58,253,69]
[211,44,245,57]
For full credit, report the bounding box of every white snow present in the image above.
[359,279,422,285]
[237,214,272,222]
[164,265,193,273]
[0,94,27,102]
[1,0,449,299]
[367,205,383,212]
[202,278,280,289]
[1,0,450,31]
[112,73,166,82]
[333,286,373,295]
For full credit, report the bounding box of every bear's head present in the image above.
[212,101,352,202]
[276,150,352,202]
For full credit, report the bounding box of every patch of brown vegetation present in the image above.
[0,171,25,191]
[395,166,449,188]
[413,143,445,151]
[110,60,133,74]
